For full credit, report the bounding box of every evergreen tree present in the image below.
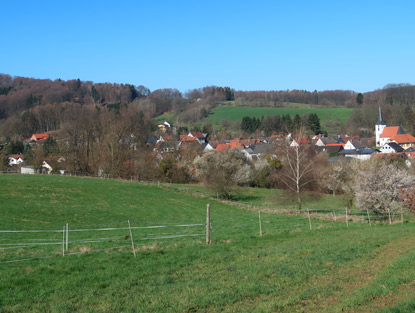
[282,114,293,132]
[293,114,302,130]
[241,116,252,133]
[307,113,321,134]
[356,93,364,105]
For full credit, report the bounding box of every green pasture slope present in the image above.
[203,105,353,133]
[1,174,415,312]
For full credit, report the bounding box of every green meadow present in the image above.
[203,105,353,133]
[1,174,415,312]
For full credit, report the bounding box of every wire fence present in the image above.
[0,206,407,264]
[0,220,205,264]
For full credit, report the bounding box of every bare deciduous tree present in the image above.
[279,138,315,211]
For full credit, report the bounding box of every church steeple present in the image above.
[376,106,386,126]
[375,106,387,147]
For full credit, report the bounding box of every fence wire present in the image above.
[0,207,407,264]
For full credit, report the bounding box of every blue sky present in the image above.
[1,0,415,93]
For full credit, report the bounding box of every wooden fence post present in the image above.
[366,208,372,227]
[258,210,263,236]
[62,226,65,257]
[66,223,69,251]
[206,204,211,244]
[401,208,404,224]
[345,208,349,228]
[307,209,312,230]
[128,220,136,258]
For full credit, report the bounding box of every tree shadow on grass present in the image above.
[271,191,322,208]
[230,194,261,202]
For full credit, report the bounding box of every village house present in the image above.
[379,126,405,147]
[404,147,415,159]
[379,142,404,154]
[180,132,207,144]
[8,154,24,166]
[290,138,308,147]
[343,138,373,150]
[157,121,172,132]
[30,133,49,143]
[388,134,415,150]
[339,148,378,160]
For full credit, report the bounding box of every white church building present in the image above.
[375,107,404,147]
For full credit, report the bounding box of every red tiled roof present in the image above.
[380,127,402,138]
[189,132,205,138]
[9,154,23,160]
[31,133,49,141]
[389,134,415,144]
[229,140,244,148]
[180,135,196,142]
[326,143,345,148]
[296,138,308,144]
[216,144,230,151]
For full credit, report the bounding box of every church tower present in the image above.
[375,106,386,146]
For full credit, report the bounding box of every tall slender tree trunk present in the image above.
[297,188,302,212]
[296,146,302,212]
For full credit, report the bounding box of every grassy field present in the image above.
[160,183,351,212]
[1,174,415,312]
[203,105,353,134]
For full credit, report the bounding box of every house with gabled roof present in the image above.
[201,143,214,152]
[215,143,231,151]
[344,138,372,150]
[248,143,275,159]
[379,126,404,147]
[313,145,343,155]
[290,138,308,147]
[339,148,378,160]
[379,142,404,154]
[389,134,415,150]
[186,132,207,143]
[8,154,24,166]
[30,133,49,142]
[404,147,415,159]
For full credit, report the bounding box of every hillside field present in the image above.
[203,105,354,133]
[1,174,415,312]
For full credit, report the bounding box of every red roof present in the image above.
[389,134,415,144]
[180,135,196,142]
[216,144,230,151]
[296,138,308,144]
[229,140,244,148]
[31,133,49,141]
[326,143,345,148]
[380,127,402,138]
[9,154,23,160]
[161,135,173,141]
[189,132,205,138]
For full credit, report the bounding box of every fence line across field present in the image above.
[0,204,408,264]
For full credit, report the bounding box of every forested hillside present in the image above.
[2,73,415,141]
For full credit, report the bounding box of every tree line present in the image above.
[241,113,321,135]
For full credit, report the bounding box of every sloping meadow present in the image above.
[1,174,415,312]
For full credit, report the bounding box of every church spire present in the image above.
[376,106,386,125]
